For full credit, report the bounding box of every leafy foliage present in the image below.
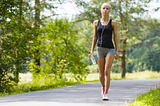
[75,0,160,75]
[29,18,89,81]
[0,22,33,93]
[127,24,160,72]
[0,0,35,93]
[0,0,90,93]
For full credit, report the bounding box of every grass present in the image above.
[0,70,160,97]
[127,86,160,106]
[86,70,160,81]
[0,75,80,97]
[87,64,160,80]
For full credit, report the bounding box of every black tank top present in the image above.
[97,19,114,48]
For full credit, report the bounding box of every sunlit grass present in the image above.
[86,70,160,82]
[86,65,160,81]
[86,73,121,82]
[0,75,79,97]
[125,70,160,79]
[126,86,160,106]
[19,70,160,83]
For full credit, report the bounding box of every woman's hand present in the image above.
[115,51,119,60]
[88,51,94,59]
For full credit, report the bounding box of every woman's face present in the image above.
[101,3,111,16]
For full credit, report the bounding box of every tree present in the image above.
[0,0,35,92]
[0,0,90,92]
[33,0,41,73]
[73,20,94,50]
[75,0,159,78]
[127,21,160,72]
[29,18,89,81]
[28,0,70,75]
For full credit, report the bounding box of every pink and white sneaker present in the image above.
[102,93,109,100]
[101,87,105,95]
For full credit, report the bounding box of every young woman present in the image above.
[89,3,119,100]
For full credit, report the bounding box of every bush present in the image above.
[0,19,34,93]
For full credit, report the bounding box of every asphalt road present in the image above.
[0,79,160,106]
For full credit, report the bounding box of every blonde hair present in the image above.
[101,3,111,9]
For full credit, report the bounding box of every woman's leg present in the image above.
[104,54,114,94]
[97,58,105,88]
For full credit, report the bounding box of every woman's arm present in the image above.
[90,20,98,55]
[112,20,119,60]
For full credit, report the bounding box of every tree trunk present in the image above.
[119,0,126,78]
[34,0,40,73]
[14,0,23,84]
[121,39,127,78]
[119,0,128,78]
[121,0,128,78]
[15,64,19,84]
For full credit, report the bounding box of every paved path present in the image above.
[0,79,160,106]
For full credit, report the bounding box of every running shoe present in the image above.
[102,93,109,100]
[101,87,105,95]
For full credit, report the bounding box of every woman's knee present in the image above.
[105,69,110,76]
[99,74,104,80]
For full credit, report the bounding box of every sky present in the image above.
[43,1,160,19]
[147,1,160,19]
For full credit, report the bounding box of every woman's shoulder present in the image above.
[111,19,117,25]
[93,20,99,27]
[111,19,117,28]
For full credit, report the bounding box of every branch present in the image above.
[40,14,58,20]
